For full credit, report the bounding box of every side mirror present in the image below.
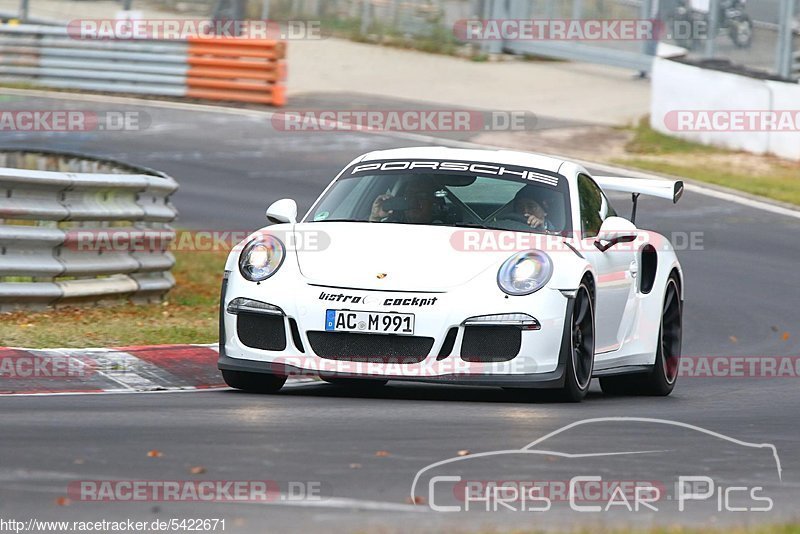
[595,216,637,252]
[266,198,297,224]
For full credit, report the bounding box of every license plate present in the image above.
[325,310,415,335]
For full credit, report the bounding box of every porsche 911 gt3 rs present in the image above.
[218,147,684,401]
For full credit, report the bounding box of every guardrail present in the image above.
[0,24,286,106]
[0,150,179,312]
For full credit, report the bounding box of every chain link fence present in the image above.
[1,0,797,77]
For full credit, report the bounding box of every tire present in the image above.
[222,369,287,393]
[729,15,753,48]
[600,275,682,396]
[321,377,388,388]
[547,282,595,402]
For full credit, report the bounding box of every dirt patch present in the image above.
[472,126,632,161]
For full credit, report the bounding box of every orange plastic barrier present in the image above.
[186,36,286,107]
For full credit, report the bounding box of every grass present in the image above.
[622,119,719,155]
[613,119,800,206]
[0,245,228,349]
[619,158,800,206]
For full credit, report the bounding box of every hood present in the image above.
[292,222,509,291]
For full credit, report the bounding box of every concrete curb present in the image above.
[0,343,316,395]
[0,343,226,395]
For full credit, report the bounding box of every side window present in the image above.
[577,174,606,238]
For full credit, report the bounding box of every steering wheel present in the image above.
[502,213,530,224]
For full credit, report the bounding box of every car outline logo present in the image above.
[410,417,784,503]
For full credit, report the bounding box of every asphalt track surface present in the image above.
[1,92,800,532]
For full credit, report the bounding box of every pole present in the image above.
[774,0,795,78]
[19,0,29,21]
[704,0,719,58]
[360,0,371,35]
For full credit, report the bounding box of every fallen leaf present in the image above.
[729,336,738,343]
[375,450,391,457]
[349,463,362,469]
[55,497,71,506]
[147,450,163,458]
[405,496,426,505]
[457,450,470,457]
[771,326,780,332]
[782,332,791,341]
[189,466,206,474]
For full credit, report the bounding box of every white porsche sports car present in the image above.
[218,147,684,401]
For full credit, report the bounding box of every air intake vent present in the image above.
[289,318,305,353]
[237,313,287,351]
[460,326,520,362]
[307,332,433,363]
[436,327,458,360]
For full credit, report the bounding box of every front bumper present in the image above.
[218,270,573,388]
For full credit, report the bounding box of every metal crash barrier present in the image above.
[0,150,179,311]
[0,24,287,106]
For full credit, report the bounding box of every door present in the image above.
[576,174,637,353]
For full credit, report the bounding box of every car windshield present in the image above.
[305,159,572,234]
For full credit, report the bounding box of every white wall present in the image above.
[650,58,800,161]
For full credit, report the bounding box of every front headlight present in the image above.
[238,235,285,282]
[497,251,552,296]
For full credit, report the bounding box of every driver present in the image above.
[369,179,437,224]
[509,186,555,231]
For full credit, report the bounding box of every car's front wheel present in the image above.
[552,282,595,402]
[222,370,287,393]
[599,274,682,396]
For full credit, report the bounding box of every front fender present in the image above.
[547,247,594,291]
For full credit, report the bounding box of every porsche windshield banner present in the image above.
[348,159,561,188]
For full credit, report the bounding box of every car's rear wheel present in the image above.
[222,370,286,393]
[600,275,682,396]
[549,282,595,402]
[321,377,388,388]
